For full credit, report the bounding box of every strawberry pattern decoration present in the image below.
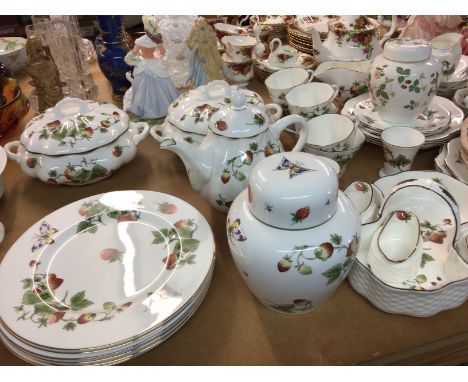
[291,206,310,224]
[420,218,452,244]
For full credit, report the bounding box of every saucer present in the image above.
[255,52,315,72]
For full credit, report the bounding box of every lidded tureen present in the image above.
[158,91,308,213]
[5,97,149,185]
[152,80,281,144]
[227,152,361,314]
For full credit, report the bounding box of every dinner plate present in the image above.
[0,190,215,352]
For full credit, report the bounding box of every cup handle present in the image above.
[4,141,21,164]
[330,84,340,102]
[270,115,309,152]
[265,103,283,123]
[129,122,150,146]
[306,69,315,82]
[269,38,282,53]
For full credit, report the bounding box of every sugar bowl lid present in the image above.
[248,152,339,229]
[21,98,129,156]
[167,80,263,135]
[208,90,269,138]
[383,38,432,62]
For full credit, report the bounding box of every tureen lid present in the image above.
[329,15,375,31]
[208,91,270,138]
[167,80,263,135]
[248,152,339,229]
[20,98,129,156]
[383,38,432,62]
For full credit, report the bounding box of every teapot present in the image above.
[155,90,309,213]
[309,15,397,62]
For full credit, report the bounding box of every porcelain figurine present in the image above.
[26,36,65,113]
[309,15,397,62]
[4,97,149,185]
[368,38,442,125]
[124,34,179,119]
[226,152,361,314]
[186,17,225,88]
[95,16,132,101]
[399,16,462,42]
[158,90,309,212]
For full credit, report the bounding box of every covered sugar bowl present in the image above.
[227,152,361,314]
[5,97,149,185]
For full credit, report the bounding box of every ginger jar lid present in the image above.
[20,98,128,156]
[167,80,263,135]
[208,90,269,138]
[248,152,339,230]
[383,38,432,62]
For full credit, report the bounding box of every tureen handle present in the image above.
[201,80,232,101]
[269,38,282,53]
[54,97,91,119]
[129,122,150,145]
[270,114,309,152]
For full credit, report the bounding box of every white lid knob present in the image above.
[231,91,247,110]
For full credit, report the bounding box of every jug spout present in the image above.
[307,27,330,63]
[159,137,212,192]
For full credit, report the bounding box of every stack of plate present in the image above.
[342,93,464,149]
[287,24,316,55]
[435,137,468,185]
[253,52,316,82]
[0,190,215,365]
[437,55,468,98]
[249,15,294,40]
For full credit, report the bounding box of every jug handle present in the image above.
[269,38,282,53]
[201,80,233,101]
[270,114,309,152]
[379,15,397,47]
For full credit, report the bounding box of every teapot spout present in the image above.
[159,137,212,192]
[308,27,330,63]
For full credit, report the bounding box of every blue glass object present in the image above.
[95,16,132,101]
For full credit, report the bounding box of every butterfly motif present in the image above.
[32,221,58,252]
[228,218,247,242]
[274,157,313,179]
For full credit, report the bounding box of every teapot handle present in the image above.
[201,80,232,101]
[379,15,397,47]
[270,114,309,152]
[269,38,282,53]
[129,122,150,145]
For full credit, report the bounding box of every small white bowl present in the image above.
[265,68,313,99]
[305,114,356,152]
[286,82,338,117]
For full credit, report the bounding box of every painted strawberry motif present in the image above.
[46,178,58,184]
[163,253,178,270]
[158,202,177,214]
[112,145,123,157]
[64,167,76,180]
[47,311,66,324]
[443,218,452,225]
[291,207,310,224]
[82,127,94,137]
[29,260,37,267]
[174,219,189,229]
[47,274,64,290]
[428,231,447,244]
[316,243,334,261]
[26,158,37,169]
[243,150,254,165]
[216,120,228,131]
[78,206,90,216]
[221,169,230,184]
[77,313,96,324]
[195,103,211,112]
[112,111,120,117]
[277,258,291,272]
[354,182,369,192]
[396,210,410,221]
[264,144,273,157]
[120,302,132,309]
[46,120,61,129]
[347,237,359,257]
[100,120,111,128]
[100,248,122,262]
[117,214,137,223]
[172,101,178,108]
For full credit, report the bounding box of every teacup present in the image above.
[221,35,257,62]
[267,38,299,68]
[265,68,313,99]
[379,126,425,177]
[305,114,356,152]
[214,23,248,41]
[431,33,463,82]
[368,210,423,285]
[285,82,339,119]
[222,54,254,85]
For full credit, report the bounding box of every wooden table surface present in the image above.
[1,61,467,366]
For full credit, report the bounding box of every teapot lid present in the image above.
[167,80,264,135]
[383,38,432,62]
[329,15,375,31]
[20,98,129,156]
[248,152,339,230]
[208,91,269,138]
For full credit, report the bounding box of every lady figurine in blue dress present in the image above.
[124,34,179,119]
